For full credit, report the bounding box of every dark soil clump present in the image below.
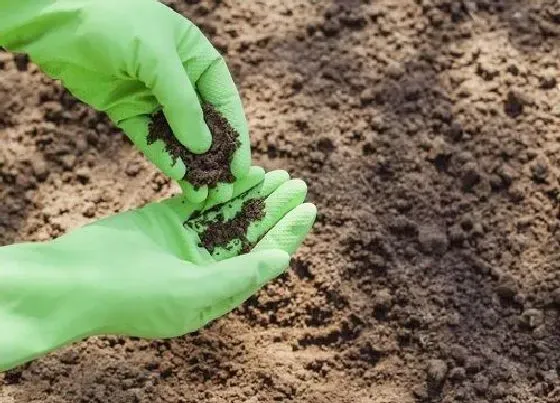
[147,103,240,188]
[198,198,265,254]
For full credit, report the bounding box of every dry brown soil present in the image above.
[1,1,560,402]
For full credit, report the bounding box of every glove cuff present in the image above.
[0,242,99,371]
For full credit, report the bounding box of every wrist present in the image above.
[0,242,100,371]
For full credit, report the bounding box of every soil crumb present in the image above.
[147,103,240,188]
[198,198,265,254]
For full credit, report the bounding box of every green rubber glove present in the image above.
[0,167,316,372]
[0,0,250,204]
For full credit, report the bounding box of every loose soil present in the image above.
[147,103,239,188]
[1,1,560,403]
[194,198,265,254]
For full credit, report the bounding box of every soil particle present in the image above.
[461,161,482,191]
[449,367,466,381]
[497,163,517,187]
[495,275,519,299]
[418,225,448,255]
[147,103,239,188]
[30,157,48,181]
[552,288,560,305]
[473,373,490,395]
[465,356,483,374]
[13,53,28,72]
[448,224,465,245]
[539,72,557,90]
[75,166,90,184]
[197,199,265,254]
[59,350,80,365]
[530,156,550,183]
[125,161,142,177]
[359,88,375,106]
[504,90,531,118]
[373,289,393,313]
[519,309,544,329]
[449,344,468,365]
[426,359,448,389]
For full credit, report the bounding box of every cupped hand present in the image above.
[76,166,315,337]
[0,167,315,370]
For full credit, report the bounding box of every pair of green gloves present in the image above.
[0,0,315,371]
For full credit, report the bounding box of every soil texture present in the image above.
[2,1,560,403]
[194,198,265,254]
[147,103,239,188]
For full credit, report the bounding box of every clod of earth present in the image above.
[147,103,240,189]
[197,198,265,254]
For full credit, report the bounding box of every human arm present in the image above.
[0,0,250,203]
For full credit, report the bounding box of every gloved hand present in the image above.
[0,0,249,204]
[0,166,315,372]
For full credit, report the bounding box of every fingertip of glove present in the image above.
[230,151,251,179]
[180,123,212,154]
[253,249,290,282]
[272,178,308,204]
[248,165,266,180]
[288,178,308,194]
[181,182,209,204]
[299,203,317,221]
[265,170,290,182]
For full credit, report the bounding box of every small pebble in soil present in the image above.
[519,308,544,329]
[76,166,90,184]
[539,72,557,90]
[13,53,29,71]
[31,157,48,181]
[530,156,549,183]
[426,359,448,387]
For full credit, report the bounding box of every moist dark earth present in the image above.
[1,1,560,402]
[194,198,266,254]
[148,103,239,188]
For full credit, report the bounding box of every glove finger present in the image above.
[160,195,203,222]
[205,183,234,209]
[230,166,266,200]
[185,281,266,334]
[196,57,250,180]
[246,179,308,243]
[139,53,212,154]
[199,179,307,261]
[119,116,186,181]
[259,170,290,197]
[254,203,317,255]
[186,249,289,311]
[200,166,264,212]
[191,169,290,227]
[175,23,249,181]
[180,181,209,204]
